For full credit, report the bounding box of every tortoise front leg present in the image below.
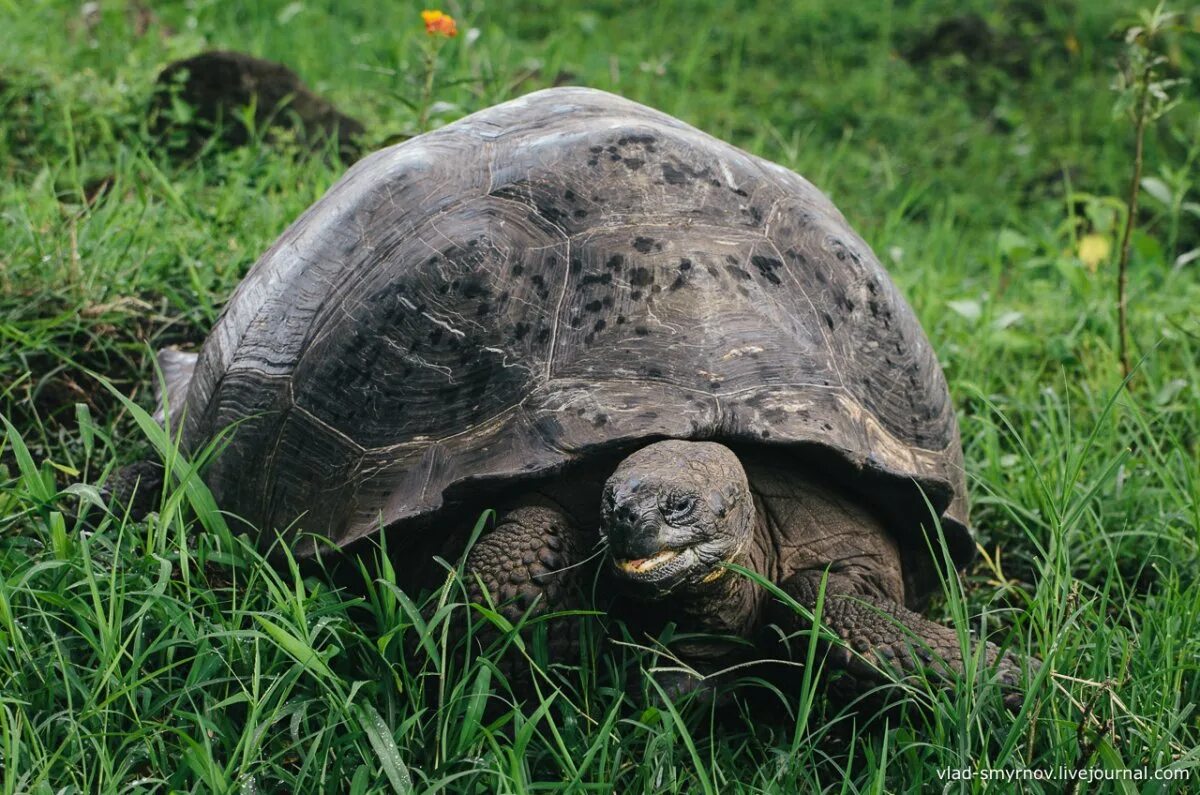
[777,570,1036,709]
[464,498,594,688]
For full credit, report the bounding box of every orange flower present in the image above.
[421,9,457,38]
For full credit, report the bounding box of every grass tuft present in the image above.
[2,0,1198,791]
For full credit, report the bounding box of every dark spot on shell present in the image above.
[593,413,609,427]
[669,274,687,291]
[679,258,692,271]
[725,264,752,280]
[531,208,557,227]
[536,328,551,343]
[662,163,690,185]
[732,187,749,197]
[822,312,835,330]
[587,158,598,166]
[760,429,771,438]
[512,263,524,276]
[460,278,489,299]
[581,272,613,286]
[616,315,627,324]
[764,408,787,424]
[570,258,582,273]
[564,189,576,202]
[585,300,603,312]
[593,318,607,333]
[635,326,650,336]
[751,255,783,285]
[476,303,490,316]
[429,328,444,344]
[574,209,587,218]
[631,290,642,300]
[606,145,618,153]
[629,267,654,286]
[589,145,603,154]
[623,158,643,171]
[646,366,663,377]
[606,254,624,271]
[514,322,531,340]
[633,237,655,254]
[602,296,614,307]
[531,274,546,288]
[570,315,582,328]
[609,153,621,162]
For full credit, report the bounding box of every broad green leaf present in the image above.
[254,615,334,680]
[947,299,982,322]
[356,702,414,794]
[1140,176,1173,206]
[1,415,54,503]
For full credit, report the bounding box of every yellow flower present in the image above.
[1077,233,1111,272]
[421,9,457,38]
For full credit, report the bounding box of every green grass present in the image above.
[2,0,1199,791]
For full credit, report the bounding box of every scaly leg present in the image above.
[779,570,1036,709]
[464,499,594,690]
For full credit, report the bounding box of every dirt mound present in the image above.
[149,50,364,162]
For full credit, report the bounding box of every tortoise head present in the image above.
[601,440,754,594]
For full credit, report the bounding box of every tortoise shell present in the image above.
[180,87,973,571]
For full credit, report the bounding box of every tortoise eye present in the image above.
[664,495,696,522]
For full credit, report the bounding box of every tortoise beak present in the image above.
[605,505,666,560]
[614,548,680,575]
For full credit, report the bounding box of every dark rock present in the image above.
[149,50,364,162]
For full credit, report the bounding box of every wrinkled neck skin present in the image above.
[640,471,904,645]
[624,492,772,643]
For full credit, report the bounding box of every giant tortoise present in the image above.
[113,87,1034,704]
